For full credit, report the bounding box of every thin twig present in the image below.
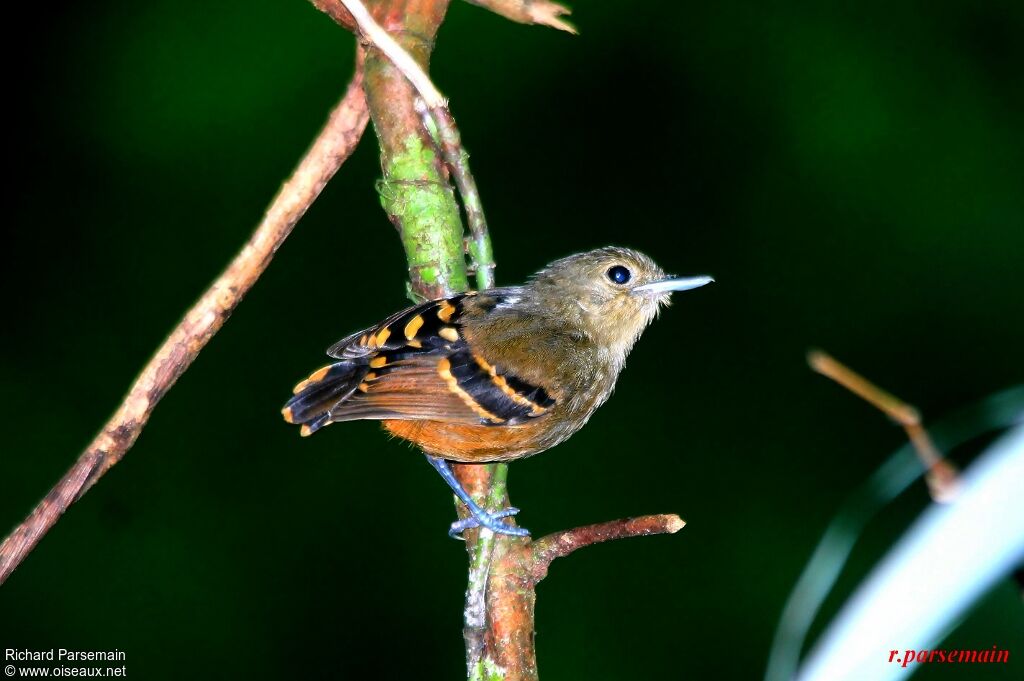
[807,351,921,426]
[419,103,496,290]
[765,386,1024,681]
[309,0,358,32]
[808,350,960,502]
[479,513,686,680]
[0,59,370,585]
[528,514,685,582]
[464,0,577,34]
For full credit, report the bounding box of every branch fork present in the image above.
[527,514,686,582]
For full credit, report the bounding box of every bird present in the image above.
[282,246,713,537]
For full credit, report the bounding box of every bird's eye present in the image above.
[607,265,631,285]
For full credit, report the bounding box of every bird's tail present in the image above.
[281,361,366,436]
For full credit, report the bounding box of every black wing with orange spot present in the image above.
[326,295,464,359]
[283,293,555,436]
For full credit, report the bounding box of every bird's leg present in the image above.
[425,456,530,538]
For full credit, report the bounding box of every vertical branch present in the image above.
[344,5,682,681]
[358,0,468,300]
[344,3,515,677]
[463,463,512,678]
[427,105,496,289]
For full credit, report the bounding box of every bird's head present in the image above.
[529,246,714,359]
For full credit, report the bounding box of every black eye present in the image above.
[607,265,631,285]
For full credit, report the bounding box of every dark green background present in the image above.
[2,1,1022,678]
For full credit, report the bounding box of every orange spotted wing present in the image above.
[282,294,555,436]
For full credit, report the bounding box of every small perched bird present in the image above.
[283,247,712,536]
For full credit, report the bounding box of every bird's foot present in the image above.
[449,506,530,538]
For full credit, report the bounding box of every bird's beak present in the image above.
[632,275,715,296]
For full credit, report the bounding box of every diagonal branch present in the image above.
[808,350,960,502]
[0,58,370,585]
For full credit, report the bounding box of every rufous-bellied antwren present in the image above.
[282,247,713,536]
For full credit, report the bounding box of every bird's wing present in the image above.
[283,294,555,435]
[326,295,464,359]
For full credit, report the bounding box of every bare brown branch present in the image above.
[0,60,370,585]
[310,0,358,32]
[808,350,920,426]
[808,350,960,502]
[529,514,686,581]
[477,514,685,680]
[465,0,577,34]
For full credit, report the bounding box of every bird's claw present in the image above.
[448,506,530,539]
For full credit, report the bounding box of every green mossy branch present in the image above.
[424,107,495,290]
[355,2,515,677]
[376,133,469,295]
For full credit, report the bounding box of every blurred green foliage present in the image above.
[2,1,1022,679]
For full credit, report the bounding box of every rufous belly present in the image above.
[382,419,549,462]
